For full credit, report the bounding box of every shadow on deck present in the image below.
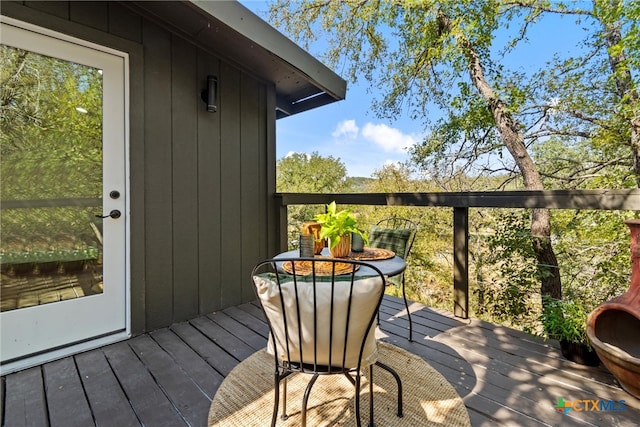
[2,295,640,426]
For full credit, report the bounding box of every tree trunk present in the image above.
[458,32,563,300]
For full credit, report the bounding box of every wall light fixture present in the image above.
[201,75,218,113]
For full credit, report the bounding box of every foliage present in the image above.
[274,154,637,339]
[267,0,639,336]
[314,201,368,248]
[276,152,351,247]
[361,164,453,306]
[540,295,591,348]
[1,45,103,260]
[277,152,348,193]
[551,209,633,304]
[480,210,541,326]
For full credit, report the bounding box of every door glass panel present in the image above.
[1,45,103,312]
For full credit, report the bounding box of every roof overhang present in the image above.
[124,0,346,119]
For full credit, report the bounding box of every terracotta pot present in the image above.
[586,219,640,398]
[329,235,351,258]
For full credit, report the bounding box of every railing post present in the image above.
[453,207,469,319]
[279,203,288,253]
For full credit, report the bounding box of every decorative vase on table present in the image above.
[586,219,640,399]
[329,235,351,258]
[302,221,325,255]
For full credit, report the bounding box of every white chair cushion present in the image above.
[254,275,384,368]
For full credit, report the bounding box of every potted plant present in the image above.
[314,201,368,257]
[540,296,600,366]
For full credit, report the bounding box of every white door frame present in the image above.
[0,16,131,375]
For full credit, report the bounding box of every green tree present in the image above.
[277,151,348,193]
[268,0,640,315]
[510,0,640,189]
[276,152,351,247]
[268,0,567,305]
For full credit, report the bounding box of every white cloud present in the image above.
[361,123,417,153]
[331,119,359,139]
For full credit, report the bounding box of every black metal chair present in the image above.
[370,218,418,341]
[252,257,403,427]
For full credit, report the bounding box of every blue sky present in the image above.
[241,1,590,177]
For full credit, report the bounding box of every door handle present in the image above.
[96,209,121,219]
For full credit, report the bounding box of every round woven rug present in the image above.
[209,342,470,426]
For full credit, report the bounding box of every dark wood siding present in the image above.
[143,19,174,331]
[171,35,199,322]
[197,51,222,315]
[3,1,279,333]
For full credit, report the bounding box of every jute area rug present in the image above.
[209,342,471,426]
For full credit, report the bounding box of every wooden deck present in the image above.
[2,294,640,427]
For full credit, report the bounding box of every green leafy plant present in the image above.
[540,295,591,349]
[314,201,368,249]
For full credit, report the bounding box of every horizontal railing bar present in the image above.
[276,189,640,319]
[277,189,640,210]
[1,198,102,209]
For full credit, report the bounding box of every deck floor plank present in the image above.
[206,310,268,350]
[74,349,140,427]
[3,295,640,427]
[189,315,256,360]
[2,367,48,427]
[169,321,240,376]
[380,297,640,426]
[150,328,224,400]
[127,334,211,427]
[101,340,185,427]
[221,304,270,337]
[42,357,94,426]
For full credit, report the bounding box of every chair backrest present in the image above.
[252,258,386,374]
[371,217,418,260]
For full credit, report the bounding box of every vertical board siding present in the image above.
[69,1,108,32]
[265,84,281,258]
[171,35,199,322]
[197,52,222,314]
[143,20,174,330]
[5,1,278,334]
[27,1,69,20]
[123,15,147,335]
[240,75,267,302]
[107,2,142,43]
[219,63,243,309]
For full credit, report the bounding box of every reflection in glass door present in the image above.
[0,18,129,370]
[1,46,104,311]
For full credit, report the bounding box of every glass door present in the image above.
[1,18,128,367]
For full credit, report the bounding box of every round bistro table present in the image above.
[274,248,406,277]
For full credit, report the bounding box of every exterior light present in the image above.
[201,75,218,113]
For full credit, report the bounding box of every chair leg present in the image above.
[271,371,280,427]
[301,374,319,427]
[368,365,375,427]
[375,361,403,417]
[401,275,413,342]
[281,376,289,421]
[354,373,362,427]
